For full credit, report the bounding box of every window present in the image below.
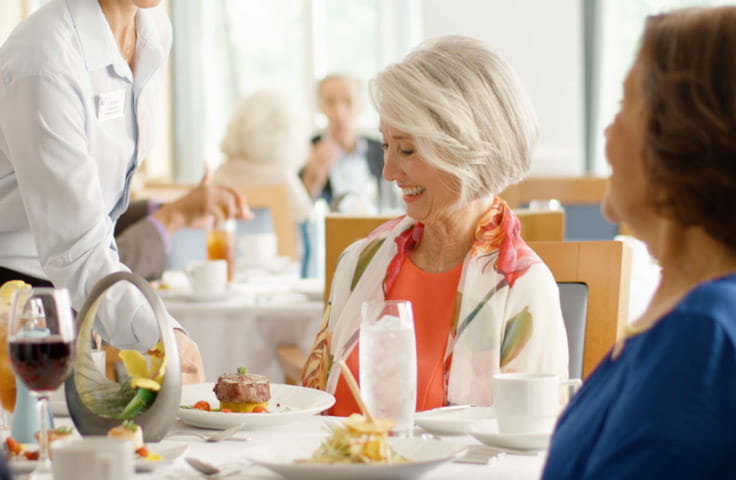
[589,0,736,173]
[170,0,420,183]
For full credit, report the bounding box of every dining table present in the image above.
[14,412,546,480]
[157,263,325,383]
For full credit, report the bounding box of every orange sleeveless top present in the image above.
[330,257,462,416]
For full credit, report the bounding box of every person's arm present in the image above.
[300,137,342,197]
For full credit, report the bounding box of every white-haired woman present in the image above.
[302,35,569,415]
[213,89,313,226]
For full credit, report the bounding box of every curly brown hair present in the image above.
[637,6,736,248]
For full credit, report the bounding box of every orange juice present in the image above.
[206,223,236,282]
[0,319,16,412]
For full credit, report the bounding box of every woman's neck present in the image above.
[411,197,492,273]
[634,222,736,329]
[98,0,138,69]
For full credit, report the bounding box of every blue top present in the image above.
[542,272,736,479]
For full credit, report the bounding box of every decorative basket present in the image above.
[65,272,181,442]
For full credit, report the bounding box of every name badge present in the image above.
[97,89,126,121]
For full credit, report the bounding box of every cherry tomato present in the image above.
[135,446,149,458]
[252,406,268,413]
[24,451,39,461]
[220,408,232,413]
[193,401,211,411]
[5,437,22,455]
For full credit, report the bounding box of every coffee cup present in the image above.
[492,373,581,435]
[185,259,228,296]
[52,437,134,480]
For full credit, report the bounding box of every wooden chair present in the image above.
[500,176,609,208]
[238,183,296,260]
[500,176,623,240]
[527,240,632,378]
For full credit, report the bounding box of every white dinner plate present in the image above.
[469,419,551,451]
[414,406,495,436]
[7,441,189,474]
[178,383,335,430]
[291,278,324,301]
[246,436,464,480]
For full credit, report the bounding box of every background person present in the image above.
[115,170,251,281]
[543,6,736,479]
[300,73,398,212]
[301,35,569,414]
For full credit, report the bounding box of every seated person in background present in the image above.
[543,7,736,479]
[300,74,398,212]
[301,35,569,414]
[212,89,313,233]
[115,169,251,281]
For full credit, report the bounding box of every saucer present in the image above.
[414,406,495,436]
[469,419,551,451]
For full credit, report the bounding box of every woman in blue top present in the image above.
[543,6,736,479]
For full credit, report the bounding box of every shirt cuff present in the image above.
[145,215,171,252]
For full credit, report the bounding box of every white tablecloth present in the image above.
[160,268,324,383]
[141,415,546,480]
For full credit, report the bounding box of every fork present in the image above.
[168,422,251,442]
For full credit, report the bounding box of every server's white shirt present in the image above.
[0,0,174,349]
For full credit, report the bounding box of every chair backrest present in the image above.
[501,176,619,240]
[238,184,296,260]
[527,240,632,378]
[515,208,565,242]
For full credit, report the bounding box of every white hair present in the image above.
[370,35,539,203]
[219,89,309,168]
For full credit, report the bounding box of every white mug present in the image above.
[51,437,134,480]
[185,259,228,295]
[238,232,278,266]
[492,373,581,435]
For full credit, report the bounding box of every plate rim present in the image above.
[178,382,335,429]
[468,422,551,451]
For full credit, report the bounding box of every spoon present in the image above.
[186,457,245,478]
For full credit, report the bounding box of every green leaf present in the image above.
[117,389,157,419]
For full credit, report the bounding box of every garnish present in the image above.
[117,341,166,419]
[121,420,138,432]
[237,366,248,375]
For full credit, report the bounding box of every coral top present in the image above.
[330,257,463,416]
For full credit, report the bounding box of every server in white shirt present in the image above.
[0,0,207,381]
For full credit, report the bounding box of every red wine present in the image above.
[9,336,74,392]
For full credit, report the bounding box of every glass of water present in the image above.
[359,299,417,435]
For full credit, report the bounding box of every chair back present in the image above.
[501,176,618,240]
[527,240,632,378]
[238,184,296,260]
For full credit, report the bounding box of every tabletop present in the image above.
[140,415,546,480]
[158,266,325,383]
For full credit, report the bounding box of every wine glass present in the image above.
[8,288,75,479]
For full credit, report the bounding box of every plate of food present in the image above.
[414,406,495,436]
[178,372,335,430]
[469,419,551,452]
[5,423,188,474]
[245,414,464,480]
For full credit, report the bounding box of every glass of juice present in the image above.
[0,314,15,424]
[206,218,236,283]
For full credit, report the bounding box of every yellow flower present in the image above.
[119,342,166,392]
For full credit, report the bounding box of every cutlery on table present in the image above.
[185,457,248,478]
[415,404,472,416]
[169,422,251,442]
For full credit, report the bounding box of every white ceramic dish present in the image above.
[8,441,188,474]
[291,278,324,301]
[414,406,495,436]
[469,419,551,451]
[246,436,464,480]
[179,383,335,430]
